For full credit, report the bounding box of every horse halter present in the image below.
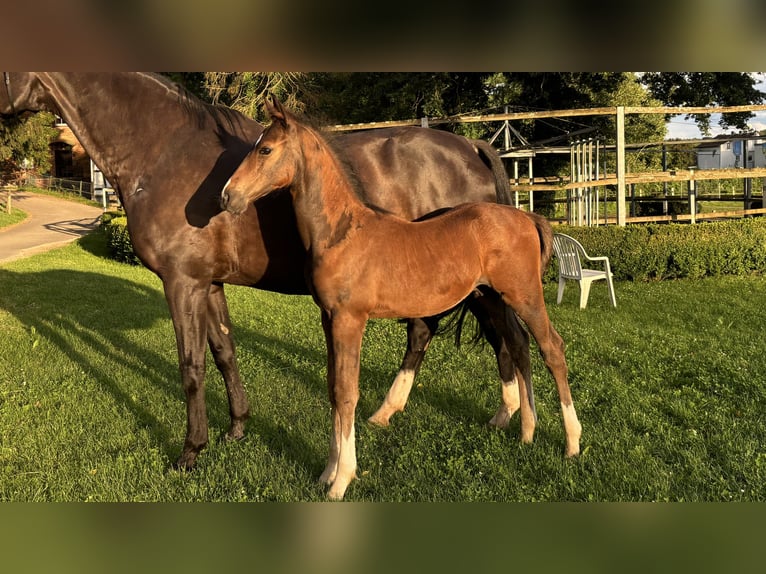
[3,72,16,115]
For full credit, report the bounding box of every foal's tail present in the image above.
[473,138,552,272]
[525,210,554,277]
[472,139,513,206]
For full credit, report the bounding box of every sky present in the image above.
[663,73,766,140]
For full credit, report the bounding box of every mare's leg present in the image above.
[503,290,581,457]
[163,276,211,469]
[464,291,536,433]
[368,317,439,426]
[468,292,521,428]
[318,310,366,501]
[206,283,250,441]
[502,310,537,443]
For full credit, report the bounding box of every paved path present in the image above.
[0,191,104,264]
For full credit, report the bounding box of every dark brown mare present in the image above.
[0,72,531,469]
[222,98,581,500]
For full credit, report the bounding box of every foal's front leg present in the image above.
[318,310,366,500]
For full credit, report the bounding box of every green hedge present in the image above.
[101,212,141,265]
[546,217,766,282]
[100,211,766,281]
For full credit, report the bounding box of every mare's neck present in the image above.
[34,72,240,208]
[36,73,164,198]
[292,129,370,255]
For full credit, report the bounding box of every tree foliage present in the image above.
[166,72,764,141]
[0,112,58,183]
[303,73,487,126]
[204,73,308,122]
[640,72,765,134]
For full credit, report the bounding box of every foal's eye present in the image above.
[259,146,272,155]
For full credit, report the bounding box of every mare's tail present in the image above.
[472,139,513,206]
[472,137,553,276]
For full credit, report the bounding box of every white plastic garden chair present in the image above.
[552,233,616,309]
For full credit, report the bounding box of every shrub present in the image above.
[545,217,766,282]
[101,210,766,281]
[101,212,141,265]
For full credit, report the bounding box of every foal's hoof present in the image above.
[565,445,580,458]
[367,413,391,427]
[488,411,512,429]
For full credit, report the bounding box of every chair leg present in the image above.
[606,275,617,307]
[579,279,592,309]
[557,278,566,304]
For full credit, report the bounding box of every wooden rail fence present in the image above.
[328,104,766,226]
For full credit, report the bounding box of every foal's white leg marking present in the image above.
[319,408,341,485]
[561,402,582,457]
[368,369,415,426]
[488,374,520,429]
[327,419,357,501]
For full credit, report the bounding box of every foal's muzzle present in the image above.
[220,189,231,210]
[220,185,248,215]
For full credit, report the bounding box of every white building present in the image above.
[696,135,766,169]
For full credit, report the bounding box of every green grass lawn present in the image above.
[0,230,764,501]
[0,205,27,230]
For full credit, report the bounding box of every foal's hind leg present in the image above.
[504,292,581,457]
[206,283,250,441]
[369,317,439,426]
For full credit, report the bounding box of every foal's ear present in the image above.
[265,95,289,130]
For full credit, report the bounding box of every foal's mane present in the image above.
[288,110,368,203]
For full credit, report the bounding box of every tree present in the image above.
[640,72,765,134]
[304,73,488,128]
[202,73,309,121]
[0,112,58,184]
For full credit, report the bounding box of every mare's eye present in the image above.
[259,146,272,155]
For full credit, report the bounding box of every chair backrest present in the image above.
[552,233,585,280]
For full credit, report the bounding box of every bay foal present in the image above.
[223,99,581,500]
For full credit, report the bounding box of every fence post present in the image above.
[527,157,534,212]
[616,106,627,226]
[688,176,696,224]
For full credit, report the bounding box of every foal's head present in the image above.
[221,97,306,215]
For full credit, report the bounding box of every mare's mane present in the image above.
[141,72,251,134]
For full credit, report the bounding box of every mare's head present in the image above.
[221,96,304,215]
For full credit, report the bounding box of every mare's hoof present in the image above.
[225,428,246,442]
[174,451,199,471]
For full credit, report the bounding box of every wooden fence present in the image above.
[328,104,766,226]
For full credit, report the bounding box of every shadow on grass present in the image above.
[0,267,182,461]
[0,257,535,481]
